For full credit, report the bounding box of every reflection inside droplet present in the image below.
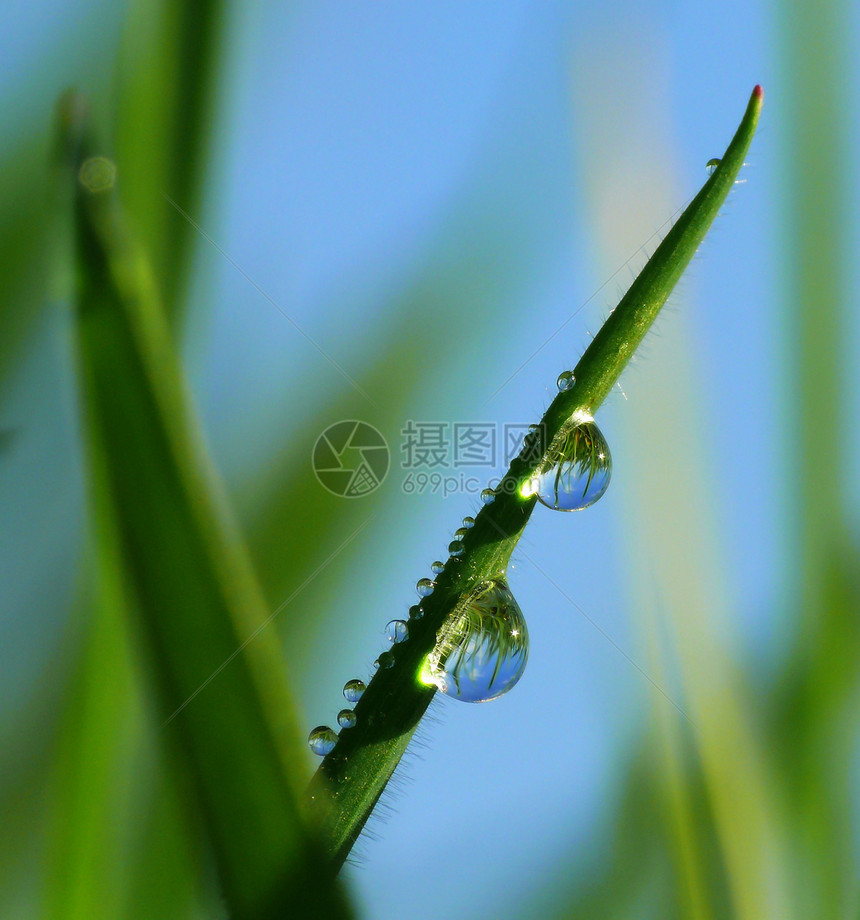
[308,725,338,755]
[386,619,409,643]
[421,579,528,703]
[342,678,366,702]
[531,418,612,511]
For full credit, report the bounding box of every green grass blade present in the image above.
[63,96,350,920]
[113,0,226,322]
[308,86,764,868]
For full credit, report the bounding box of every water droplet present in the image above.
[448,540,465,557]
[416,577,435,597]
[308,725,338,756]
[480,488,495,505]
[462,516,475,528]
[343,679,366,702]
[422,579,528,703]
[408,604,424,620]
[337,709,357,729]
[386,619,409,643]
[376,651,395,669]
[454,527,469,539]
[706,157,721,174]
[557,370,575,392]
[431,560,445,574]
[530,419,612,511]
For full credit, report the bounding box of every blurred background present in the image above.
[2,1,858,917]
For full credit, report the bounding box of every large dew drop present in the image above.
[530,419,611,511]
[422,579,528,703]
[308,725,338,756]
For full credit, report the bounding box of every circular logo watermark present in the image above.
[312,420,390,498]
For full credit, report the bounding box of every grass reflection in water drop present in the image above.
[532,419,612,511]
[423,579,528,703]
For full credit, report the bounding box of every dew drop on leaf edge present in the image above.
[422,578,529,703]
[308,725,338,756]
[386,619,409,643]
[556,370,575,392]
[416,577,435,597]
[376,651,395,669]
[337,709,357,729]
[530,419,612,511]
[342,678,366,702]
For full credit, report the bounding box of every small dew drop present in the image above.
[337,709,357,729]
[416,577,435,597]
[530,420,612,511]
[386,619,409,643]
[706,157,721,174]
[462,516,475,528]
[422,579,529,703]
[343,679,366,702]
[308,725,338,756]
[376,651,395,669]
[480,488,495,505]
[408,604,424,620]
[454,527,469,539]
[448,540,465,557]
[431,560,445,574]
[556,370,575,392]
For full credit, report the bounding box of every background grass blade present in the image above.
[775,0,860,913]
[308,86,764,870]
[113,0,226,325]
[64,97,350,920]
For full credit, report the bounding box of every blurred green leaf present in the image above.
[113,0,226,324]
[62,95,349,919]
[774,0,860,913]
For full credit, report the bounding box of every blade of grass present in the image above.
[62,94,350,920]
[308,86,764,868]
[113,0,226,323]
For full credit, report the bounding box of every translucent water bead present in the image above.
[416,578,435,597]
[531,419,611,511]
[421,579,529,703]
[337,709,357,729]
[375,651,395,669]
[431,561,445,574]
[556,370,575,392]
[386,619,409,643]
[343,679,366,702]
[308,726,338,756]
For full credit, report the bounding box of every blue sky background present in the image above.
[3,1,859,917]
